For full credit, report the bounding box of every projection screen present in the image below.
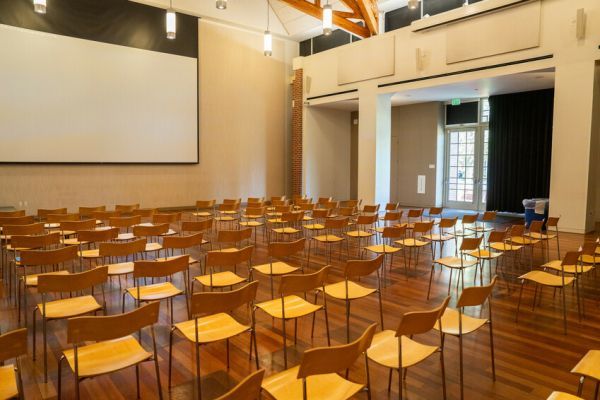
[0,24,198,163]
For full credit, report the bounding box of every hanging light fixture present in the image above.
[264,0,272,56]
[322,1,332,36]
[408,0,419,10]
[166,0,176,40]
[216,0,227,9]
[33,0,46,14]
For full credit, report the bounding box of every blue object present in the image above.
[523,198,549,228]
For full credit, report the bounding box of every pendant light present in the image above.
[166,0,176,40]
[263,0,272,56]
[408,0,419,10]
[33,0,46,14]
[322,1,332,36]
[216,0,227,9]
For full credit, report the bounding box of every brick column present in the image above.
[291,68,303,196]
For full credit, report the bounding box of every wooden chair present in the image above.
[364,226,406,282]
[194,246,253,290]
[297,203,316,222]
[58,219,96,241]
[427,237,483,299]
[240,206,266,244]
[303,208,330,237]
[345,214,377,257]
[340,199,360,208]
[466,230,506,287]
[424,207,444,224]
[78,206,106,220]
[132,223,169,255]
[488,228,523,272]
[109,215,142,241]
[168,281,260,398]
[261,323,377,400]
[2,223,46,268]
[123,255,191,324]
[467,211,497,235]
[395,221,434,272]
[181,220,213,250]
[247,197,265,206]
[525,216,561,260]
[0,210,26,217]
[508,223,540,269]
[215,203,241,230]
[271,211,304,242]
[454,213,479,238]
[152,212,181,235]
[546,392,584,400]
[366,296,450,400]
[0,328,27,400]
[76,228,120,266]
[216,369,264,400]
[92,210,121,226]
[374,211,403,233]
[98,238,147,286]
[35,267,108,381]
[131,208,157,222]
[308,217,349,265]
[255,266,331,368]
[322,255,385,343]
[114,203,140,215]
[362,204,380,216]
[252,238,306,298]
[37,208,67,221]
[317,197,333,207]
[57,302,163,400]
[215,228,252,251]
[422,217,457,259]
[193,200,216,219]
[516,251,582,334]
[46,213,80,227]
[434,277,497,400]
[572,350,600,398]
[404,208,424,230]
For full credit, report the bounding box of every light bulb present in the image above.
[166,10,176,40]
[322,4,333,36]
[33,0,46,14]
[264,30,272,56]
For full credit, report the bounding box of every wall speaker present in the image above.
[576,8,586,40]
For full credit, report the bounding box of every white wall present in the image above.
[0,20,298,211]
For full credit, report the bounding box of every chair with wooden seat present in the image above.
[308,217,349,265]
[109,215,142,241]
[216,369,265,400]
[193,200,216,220]
[453,213,479,239]
[215,228,252,252]
[424,207,444,224]
[92,210,121,226]
[271,211,305,243]
[252,238,306,298]
[78,206,106,220]
[132,223,169,255]
[525,216,561,261]
[516,251,582,334]
[427,237,483,299]
[422,217,457,259]
[0,210,26,217]
[321,201,340,218]
[194,246,253,291]
[572,350,600,398]
[322,255,385,343]
[395,221,434,273]
[262,323,377,400]
[266,204,293,222]
[215,202,241,230]
[546,392,584,400]
[76,227,120,267]
[255,266,331,368]
[114,203,140,215]
[466,211,497,236]
[168,281,260,398]
[270,198,289,211]
[131,208,157,222]
[181,220,213,250]
[303,208,330,237]
[123,255,191,323]
[46,213,79,228]
[0,328,27,400]
[340,199,360,209]
[466,230,506,286]
[316,197,333,207]
[159,233,203,266]
[152,212,181,235]
[507,223,541,269]
[58,219,97,242]
[37,208,67,221]
[0,216,35,230]
[488,228,522,274]
[404,208,424,230]
[297,202,315,221]
[240,206,266,244]
[345,214,377,257]
[366,296,450,400]
[2,223,46,271]
[35,267,108,381]
[57,302,163,400]
[18,245,79,324]
[434,276,497,400]
[374,211,403,234]
[364,226,406,282]
[383,202,399,213]
[98,238,146,286]
[361,204,380,216]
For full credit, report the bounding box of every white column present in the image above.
[357,86,392,205]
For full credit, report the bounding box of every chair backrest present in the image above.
[79,206,106,218]
[438,217,457,229]
[190,281,258,316]
[407,209,423,219]
[282,211,304,223]
[132,223,169,237]
[245,206,265,217]
[114,204,140,213]
[163,233,203,250]
[462,213,479,224]
[224,198,242,205]
[345,255,384,278]
[338,207,356,217]
[47,213,79,223]
[311,208,330,219]
[269,238,306,259]
[77,227,119,243]
[2,223,45,236]
[247,197,264,205]
[322,201,339,210]
[0,328,27,362]
[133,255,190,278]
[67,302,159,344]
[196,200,216,209]
[279,266,329,296]
[317,197,332,204]
[38,208,67,219]
[38,266,108,294]
[460,237,483,251]
[274,205,293,213]
[219,203,240,212]
[341,200,359,208]
[581,242,597,256]
[429,207,443,216]
[356,214,377,225]
[0,216,35,226]
[546,216,560,228]
[0,210,26,218]
[60,219,97,232]
[385,203,399,211]
[182,219,213,232]
[488,230,507,244]
[297,323,377,379]
[206,246,253,267]
[20,245,78,267]
[152,212,182,224]
[11,232,61,250]
[562,251,581,267]
[382,225,407,239]
[109,215,142,228]
[92,210,121,221]
[298,203,315,211]
[413,221,433,234]
[396,296,450,336]
[271,199,288,207]
[457,276,497,308]
[362,204,380,214]
[131,208,157,218]
[510,224,525,237]
[324,217,348,230]
[482,211,497,222]
[529,220,544,234]
[383,211,401,222]
[217,228,252,243]
[215,369,265,400]
[99,238,146,258]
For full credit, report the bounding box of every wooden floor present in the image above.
[1,212,599,400]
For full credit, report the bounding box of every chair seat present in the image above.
[216,247,240,253]
[434,308,487,335]
[467,249,502,260]
[303,224,325,230]
[395,238,428,247]
[0,365,18,400]
[256,295,321,319]
[453,230,474,237]
[519,270,575,287]
[346,231,374,238]
[510,236,539,245]
[145,242,162,252]
[364,244,402,254]
[542,260,593,275]
[174,313,250,344]
[160,229,178,236]
[253,261,299,276]
[192,211,212,217]
[78,249,101,258]
[489,242,522,252]
[323,281,376,300]
[527,232,557,240]
[23,270,70,287]
[261,365,363,400]
[580,254,600,264]
[63,238,90,246]
[466,226,493,233]
[273,227,301,234]
[240,221,263,227]
[422,234,454,242]
[367,330,438,369]
[547,392,584,400]
[194,271,246,288]
[303,216,314,221]
[38,295,102,319]
[215,216,237,222]
[156,255,199,265]
[126,282,182,301]
[571,350,600,381]
[116,233,136,241]
[220,211,239,215]
[242,214,263,219]
[63,336,152,378]
[106,261,135,276]
[434,256,478,268]
[44,223,60,229]
[312,234,344,243]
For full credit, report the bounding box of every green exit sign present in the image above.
[451,98,461,106]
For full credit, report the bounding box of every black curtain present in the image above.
[486,89,554,213]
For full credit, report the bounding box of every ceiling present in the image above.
[132,0,409,42]
[313,69,555,111]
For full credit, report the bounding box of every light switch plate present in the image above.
[429,164,435,169]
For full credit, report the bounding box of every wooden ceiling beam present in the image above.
[355,0,379,35]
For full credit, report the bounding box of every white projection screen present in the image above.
[0,24,198,163]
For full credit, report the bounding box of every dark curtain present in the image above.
[486,89,554,213]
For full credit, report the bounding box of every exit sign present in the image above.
[451,98,461,106]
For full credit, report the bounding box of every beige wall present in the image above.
[0,20,297,212]
[350,111,358,199]
[390,102,444,207]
